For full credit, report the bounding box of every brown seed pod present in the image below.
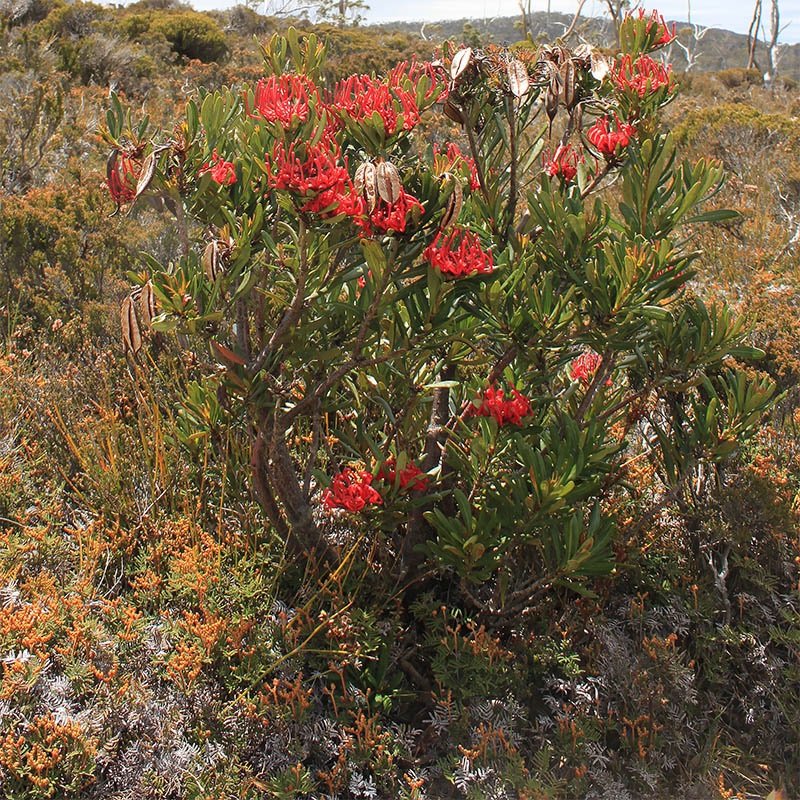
[121,294,142,355]
[362,161,377,212]
[507,59,529,98]
[450,47,472,80]
[590,52,610,83]
[133,152,156,203]
[203,241,221,282]
[106,149,120,189]
[139,280,157,329]
[545,83,559,125]
[443,100,465,124]
[438,174,463,232]
[376,161,402,205]
[354,162,367,196]
[563,61,577,108]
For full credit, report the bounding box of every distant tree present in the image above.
[461,21,481,48]
[263,0,367,27]
[668,22,716,72]
[747,0,787,84]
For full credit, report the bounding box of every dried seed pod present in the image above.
[563,61,577,108]
[121,294,142,354]
[133,152,156,203]
[515,209,531,236]
[376,161,401,205]
[362,161,377,212]
[590,52,610,83]
[443,99,465,124]
[354,162,368,196]
[545,83,559,126]
[438,174,463,232]
[139,280,156,329]
[203,241,221,282]
[106,149,120,189]
[507,59,529,98]
[450,47,472,80]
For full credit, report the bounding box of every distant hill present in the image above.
[374,11,800,80]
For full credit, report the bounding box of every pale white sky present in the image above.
[364,0,800,42]
[188,0,800,43]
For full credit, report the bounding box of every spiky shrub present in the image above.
[101,14,774,613]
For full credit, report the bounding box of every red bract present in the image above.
[377,459,429,492]
[323,468,383,512]
[267,140,360,218]
[200,150,236,186]
[432,143,480,192]
[355,189,424,236]
[544,144,580,182]
[587,116,636,159]
[570,351,612,386]
[424,229,493,277]
[106,153,138,203]
[612,55,674,99]
[469,384,532,427]
[247,74,317,126]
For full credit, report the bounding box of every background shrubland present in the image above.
[0,3,799,799]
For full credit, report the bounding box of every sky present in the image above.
[361,0,800,43]
[218,0,800,44]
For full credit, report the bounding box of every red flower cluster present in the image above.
[332,60,442,137]
[106,153,138,203]
[570,351,612,386]
[544,144,580,182]
[247,74,316,127]
[469,384,532,426]
[200,150,236,185]
[267,139,360,217]
[587,116,635,159]
[433,142,480,192]
[355,189,424,236]
[334,74,420,135]
[612,55,674,99]
[377,459,429,492]
[424,229,493,277]
[323,468,383,512]
[638,8,676,45]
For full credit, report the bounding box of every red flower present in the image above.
[587,115,636,159]
[267,139,360,218]
[469,383,532,427]
[544,144,580,182]
[323,468,383,512]
[200,150,236,186]
[355,189,424,236]
[570,351,612,386]
[640,9,676,45]
[424,229,493,277]
[247,74,317,127]
[432,142,480,191]
[612,55,674,99]
[106,153,138,203]
[377,459,429,492]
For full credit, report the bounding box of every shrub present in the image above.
[716,67,762,89]
[150,10,228,62]
[102,19,773,613]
